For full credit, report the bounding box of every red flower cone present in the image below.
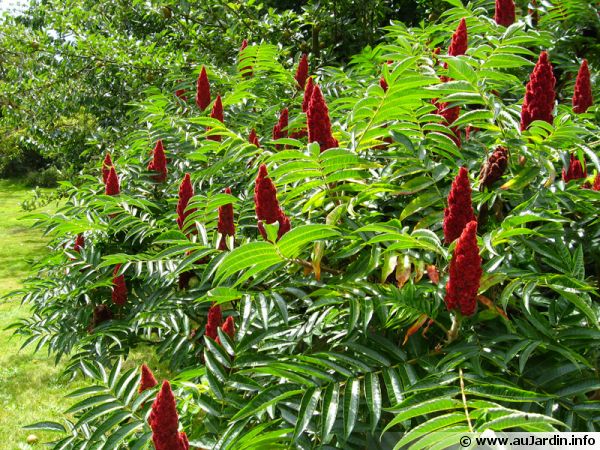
[249,129,260,147]
[445,221,482,316]
[444,167,476,244]
[593,173,600,191]
[449,18,468,56]
[149,381,189,450]
[139,364,158,393]
[148,140,168,182]
[254,164,291,241]
[307,84,338,152]
[74,234,84,253]
[480,146,508,189]
[379,76,388,92]
[302,77,314,113]
[105,166,120,196]
[295,53,309,90]
[205,304,223,340]
[218,187,235,250]
[176,174,196,233]
[272,108,289,149]
[111,264,127,306]
[216,316,235,346]
[520,51,556,130]
[495,0,515,27]
[208,95,224,142]
[573,59,593,114]
[102,153,113,184]
[562,153,587,182]
[196,66,211,111]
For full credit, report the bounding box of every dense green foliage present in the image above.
[0,0,451,182]
[5,0,600,448]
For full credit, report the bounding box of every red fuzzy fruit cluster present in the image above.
[74,234,85,253]
[562,153,587,182]
[480,146,508,189]
[176,174,197,233]
[139,364,158,393]
[295,54,309,90]
[573,59,593,114]
[111,264,127,306]
[149,381,189,450]
[272,108,289,149]
[148,140,168,182]
[205,305,236,345]
[445,221,482,317]
[102,153,113,184]
[495,0,515,27]
[208,95,224,142]
[302,77,314,113]
[444,167,476,244]
[105,166,120,196]
[307,84,338,152]
[593,174,600,191]
[249,129,260,147]
[196,66,211,111]
[448,19,468,56]
[520,51,556,130]
[254,164,291,241]
[218,187,235,250]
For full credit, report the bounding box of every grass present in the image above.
[0,179,167,449]
[0,179,85,449]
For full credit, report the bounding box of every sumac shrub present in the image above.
[12,1,600,448]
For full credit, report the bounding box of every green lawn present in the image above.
[0,180,167,449]
[0,179,86,449]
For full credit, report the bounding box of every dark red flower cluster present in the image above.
[249,129,260,147]
[295,54,309,90]
[573,59,593,114]
[205,304,222,340]
[379,77,388,92]
[307,84,338,152]
[218,187,235,250]
[149,381,189,450]
[562,153,587,182]
[593,174,600,191]
[102,153,113,184]
[444,167,476,244]
[272,108,289,149]
[445,221,482,317]
[217,316,235,346]
[176,174,197,233]
[448,18,468,56]
[239,39,252,78]
[112,264,127,306]
[480,146,508,189]
[139,364,158,393]
[148,140,168,182]
[105,166,120,196]
[302,77,314,113]
[205,304,236,345]
[495,0,515,27]
[520,51,556,130]
[208,95,224,142]
[254,164,291,241]
[74,234,85,253]
[196,66,211,111]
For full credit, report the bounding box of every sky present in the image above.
[0,0,28,13]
